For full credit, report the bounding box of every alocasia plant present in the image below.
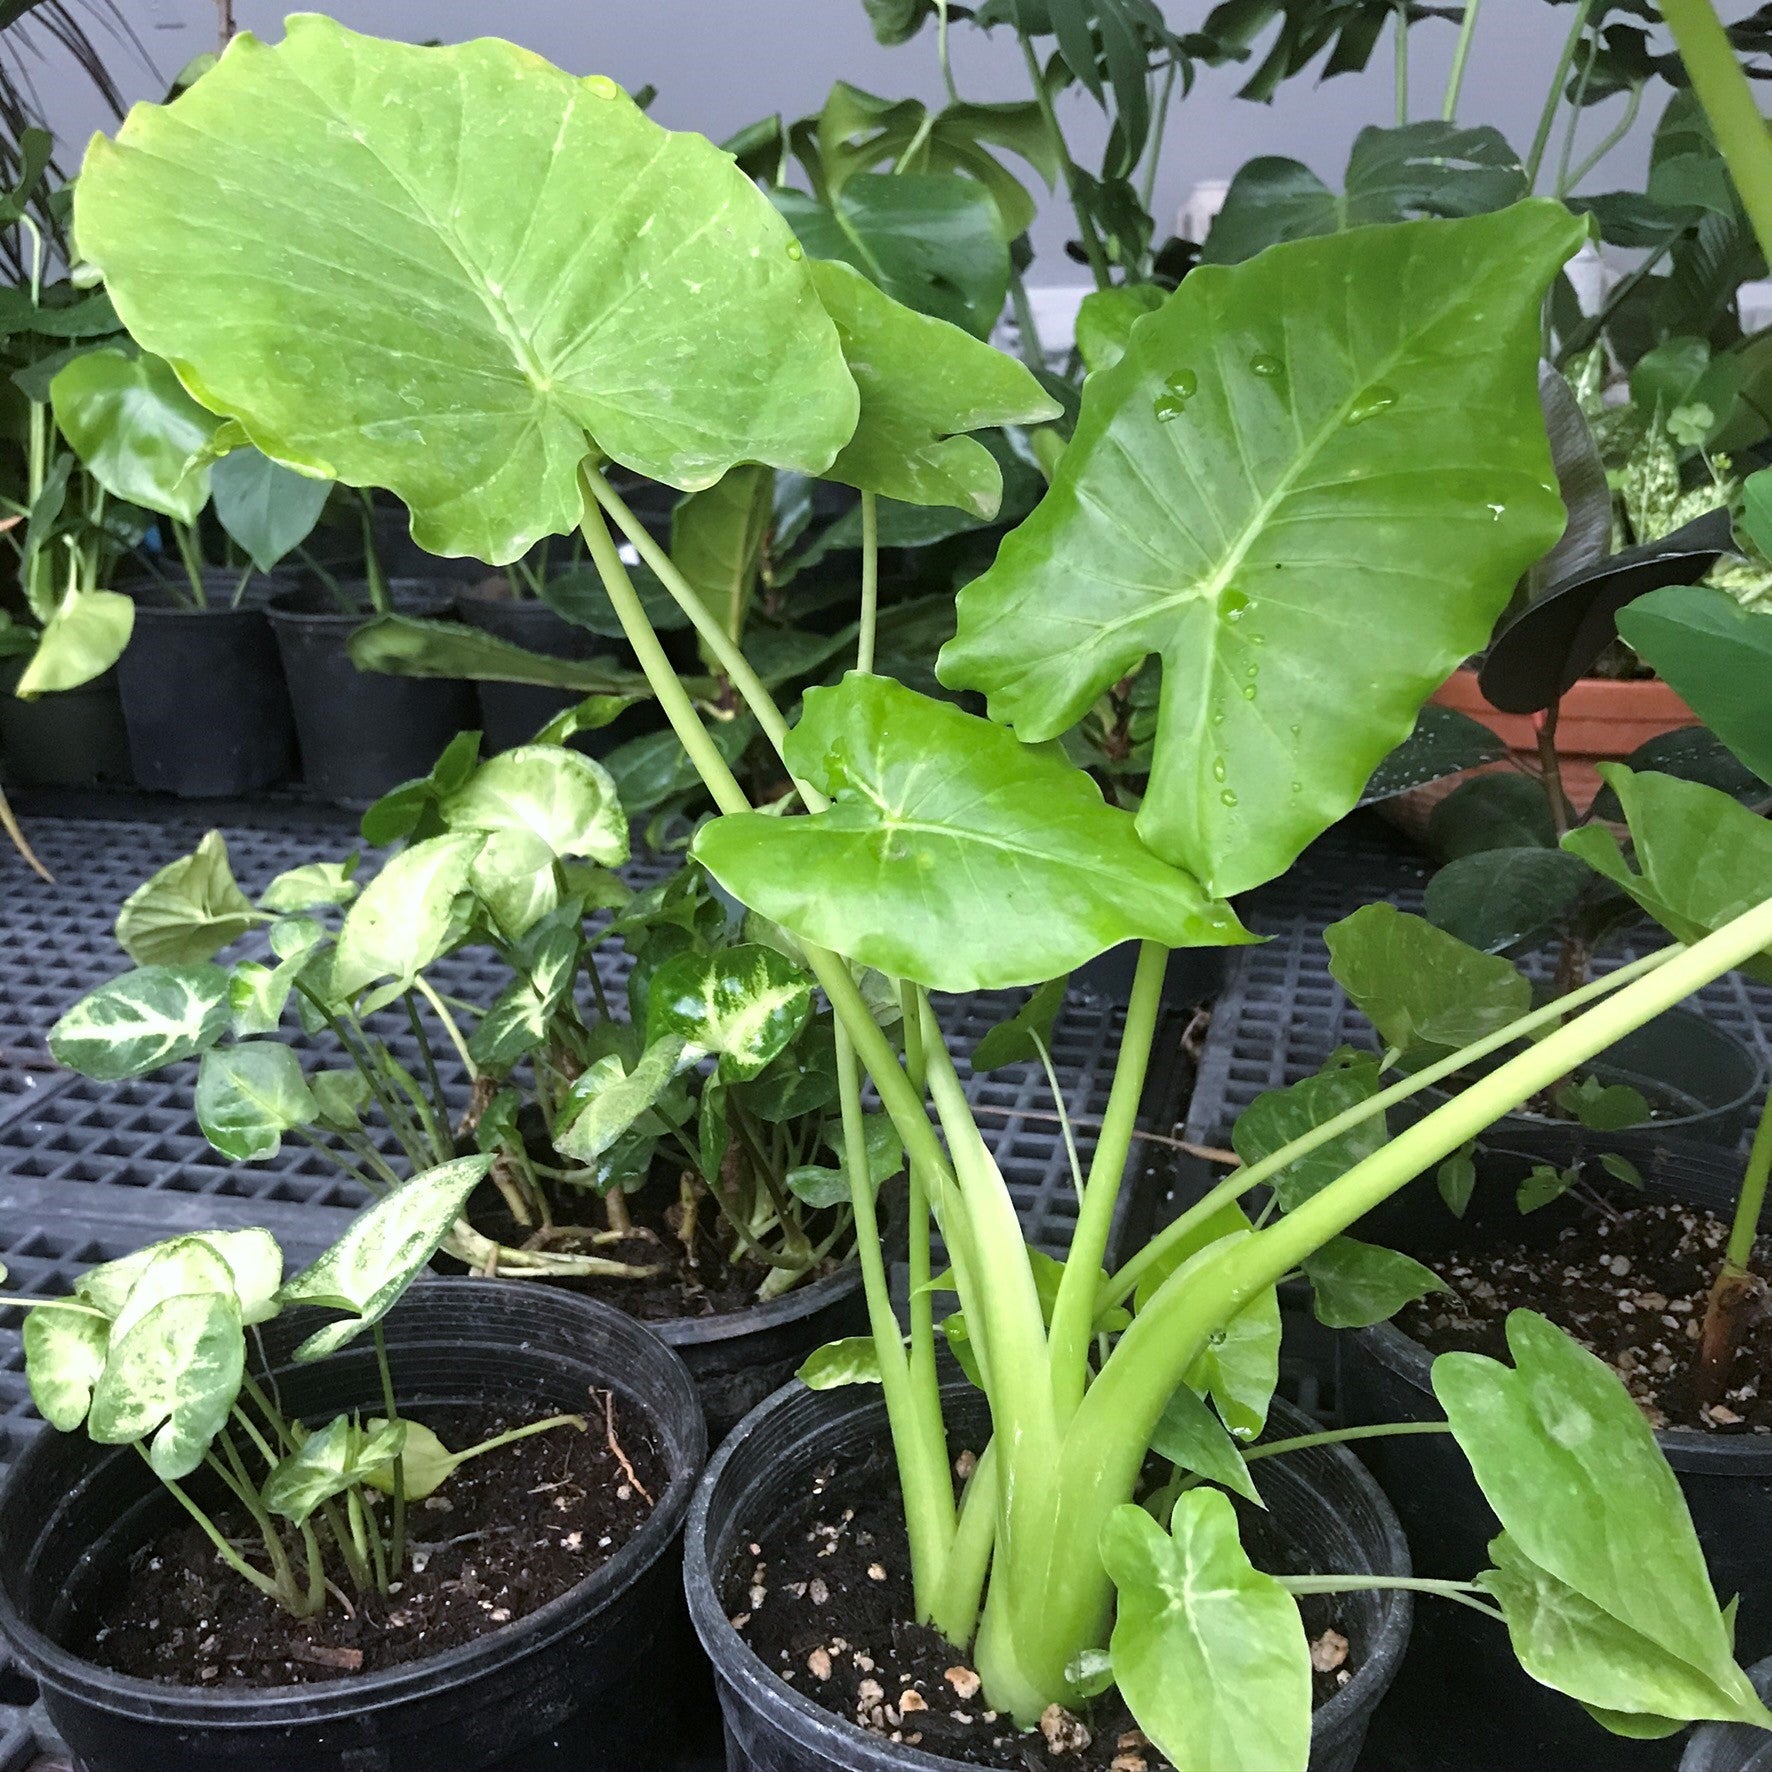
[68,21,1772,1762]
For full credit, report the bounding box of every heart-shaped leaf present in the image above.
[1358,706,1508,807]
[209,447,330,571]
[644,943,812,1083]
[970,976,1069,1073]
[11,588,134,697]
[50,964,232,1080]
[1302,1236,1447,1328]
[23,1304,110,1431]
[1102,1491,1310,1772]
[692,674,1251,992]
[1232,1053,1387,1212]
[552,1036,687,1164]
[440,745,628,866]
[1424,848,1593,954]
[1075,284,1165,375]
[1437,1310,1767,1728]
[49,346,221,523]
[76,1228,282,1327]
[264,1414,406,1526]
[87,1289,244,1480]
[76,17,858,563]
[939,204,1582,896]
[810,258,1058,517]
[277,1154,493,1361]
[115,831,258,965]
[195,1042,319,1161]
[1618,583,1772,787]
[333,833,483,1001]
[1326,903,1530,1063]
[1562,766,1772,985]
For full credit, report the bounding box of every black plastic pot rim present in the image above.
[267,586,455,629]
[684,1378,1409,1768]
[1354,1315,1772,1471]
[652,1260,863,1351]
[0,1281,700,1730]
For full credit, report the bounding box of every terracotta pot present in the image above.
[1431,665,1697,811]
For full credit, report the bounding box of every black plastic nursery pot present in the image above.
[0,655,131,788]
[685,1379,1411,1772]
[1683,1659,1772,1771]
[116,574,297,798]
[1410,1006,1763,1160]
[1071,940,1228,1013]
[653,1262,868,1443]
[453,587,650,757]
[0,1281,711,1772]
[267,583,475,806]
[1340,1152,1772,1772]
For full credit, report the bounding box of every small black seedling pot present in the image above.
[267,582,474,806]
[1340,1151,1772,1772]
[0,1281,711,1772]
[652,1262,868,1443]
[1683,1659,1772,1772]
[0,656,131,788]
[684,1380,1411,1772]
[117,573,297,798]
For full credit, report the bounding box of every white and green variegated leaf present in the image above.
[49,964,232,1080]
[553,1037,687,1163]
[77,1228,282,1327]
[259,858,359,913]
[228,919,325,1037]
[86,1289,245,1480]
[333,832,483,1002]
[115,832,259,965]
[263,1414,406,1525]
[309,1068,372,1132]
[441,746,629,865]
[797,1336,885,1389]
[107,1237,240,1344]
[468,917,580,1070]
[644,943,812,1082]
[195,1043,319,1161]
[276,1155,492,1361]
[23,1303,110,1431]
[1103,1491,1311,1772]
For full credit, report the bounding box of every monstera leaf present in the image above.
[939,204,1582,896]
[75,17,859,564]
[811,259,1059,516]
[692,674,1251,992]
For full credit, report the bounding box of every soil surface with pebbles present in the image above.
[1400,1200,1772,1431]
[729,1446,1357,1768]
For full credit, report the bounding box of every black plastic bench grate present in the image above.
[1184,813,1772,1146]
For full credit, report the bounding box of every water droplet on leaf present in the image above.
[1345,384,1398,426]
[1250,353,1284,379]
[1242,685,1257,700]
[1221,588,1250,621]
[786,242,804,261]
[1212,757,1227,782]
[587,74,620,98]
[1220,790,1238,808]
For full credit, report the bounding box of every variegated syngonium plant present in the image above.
[68,17,1772,1767]
[6,1161,584,1617]
[48,734,895,1302]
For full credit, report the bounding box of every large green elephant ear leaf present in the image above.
[74,16,859,565]
[809,258,1059,517]
[691,673,1252,992]
[938,203,1583,897]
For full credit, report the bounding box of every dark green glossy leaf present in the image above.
[940,204,1581,896]
[1302,1236,1446,1328]
[692,674,1251,992]
[971,976,1069,1072]
[1359,706,1507,806]
[1425,848,1593,954]
[347,613,659,696]
[1231,1053,1386,1211]
[1429,775,1558,859]
[1150,1382,1260,1505]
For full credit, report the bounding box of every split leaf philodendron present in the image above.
[4,1175,584,1618]
[73,21,1772,1764]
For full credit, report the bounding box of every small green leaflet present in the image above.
[1301,1237,1447,1329]
[264,1414,406,1525]
[194,1043,319,1161]
[553,1038,687,1164]
[798,1336,885,1389]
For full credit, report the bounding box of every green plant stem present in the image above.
[1526,0,1596,190]
[402,989,452,1138]
[1031,1031,1083,1204]
[930,1439,998,1643]
[1101,947,1673,1316]
[1393,0,1410,124]
[1277,1573,1504,1622]
[981,907,1772,1722]
[372,1321,407,1576]
[1442,0,1482,121]
[1139,59,1179,214]
[172,522,207,610]
[835,1015,956,1615]
[1725,1082,1772,1273]
[356,492,390,614]
[858,491,879,674]
[1554,24,1601,196]
[1017,30,1113,288]
[1049,938,1166,1417]
[1659,0,1772,264]
[936,0,960,104]
[230,1403,279,1469]
[1241,1420,1452,1463]
[1008,266,1047,372]
[437,1412,587,1472]
[1563,79,1644,193]
[414,976,476,1078]
[153,1453,286,1602]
